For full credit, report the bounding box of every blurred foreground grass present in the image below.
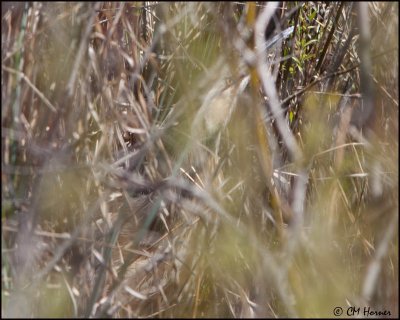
[2,2,398,318]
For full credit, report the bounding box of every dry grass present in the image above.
[2,2,398,318]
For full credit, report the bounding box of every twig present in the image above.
[255,2,302,163]
[67,2,101,96]
[2,66,57,113]
[281,63,361,107]
[362,212,398,303]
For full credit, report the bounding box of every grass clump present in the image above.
[2,2,398,318]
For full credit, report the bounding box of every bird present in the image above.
[200,75,250,137]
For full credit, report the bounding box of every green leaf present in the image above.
[292,56,302,66]
[304,39,318,47]
[309,10,317,22]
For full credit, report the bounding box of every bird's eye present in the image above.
[224,77,233,87]
[123,132,132,142]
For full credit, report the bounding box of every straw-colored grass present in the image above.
[2,2,398,318]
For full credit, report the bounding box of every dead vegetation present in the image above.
[2,2,398,318]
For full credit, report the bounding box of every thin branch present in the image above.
[281,63,361,107]
[255,2,302,163]
[2,66,57,113]
[67,2,101,96]
[362,212,398,303]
